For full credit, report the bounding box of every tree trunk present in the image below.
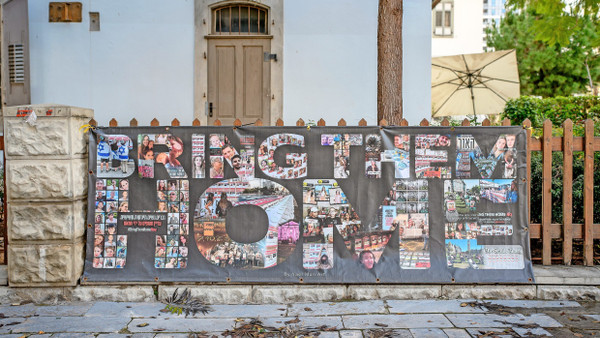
[377,0,403,125]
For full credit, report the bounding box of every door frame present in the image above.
[194,0,283,125]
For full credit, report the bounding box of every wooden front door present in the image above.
[207,37,271,125]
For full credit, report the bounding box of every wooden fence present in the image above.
[90,116,600,266]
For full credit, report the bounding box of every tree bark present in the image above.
[377,0,403,125]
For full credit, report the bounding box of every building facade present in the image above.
[1,0,432,126]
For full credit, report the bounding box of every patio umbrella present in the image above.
[431,49,520,118]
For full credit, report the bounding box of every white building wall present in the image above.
[29,0,195,126]
[27,0,431,126]
[403,0,432,124]
[431,0,483,57]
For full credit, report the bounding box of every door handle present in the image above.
[209,102,213,117]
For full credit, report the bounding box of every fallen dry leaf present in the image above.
[136,323,149,327]
[374,323,388,327]
[573,333,583,337]
[285,317,300,324]
[304,307,313,311]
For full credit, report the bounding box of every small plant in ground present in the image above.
[162,288,212,317]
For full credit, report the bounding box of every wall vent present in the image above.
[9,44,25,84]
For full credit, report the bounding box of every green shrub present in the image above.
[502,95,600,225]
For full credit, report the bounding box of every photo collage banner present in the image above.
[84,126,534,283]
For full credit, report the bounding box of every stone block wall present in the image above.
[3,105,92,286]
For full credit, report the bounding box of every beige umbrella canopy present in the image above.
[431,49,520,118]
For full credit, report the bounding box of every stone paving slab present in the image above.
[410,328,448,337]
[128,317,235,333]
[443,328,471,338]
[342,314,453,329]
[512,326,553,337]
[203,304,287,318]
[0,317,27,334]
[50,334,95,338]
[487,299,580,308]
[386,299,487,313]
[465,327,515,338]
[339,330,363,338]
[85,302,166,318]
[0,304,37,317]
[317,331,341,338]
[10,316,131,333]
[446,313,563,328]
[260,315,344,329]
[34,303,93,317]
[288,300,386,316]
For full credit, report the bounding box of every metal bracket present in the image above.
[264,52,277,62]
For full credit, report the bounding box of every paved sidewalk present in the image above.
[0,299,598,337]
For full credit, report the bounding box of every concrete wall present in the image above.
[26,0,432,126]
[431,0,484,57]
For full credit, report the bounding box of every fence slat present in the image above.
[379,118,389,126]
[192,118,201,126]
[89,118,97,126]
[400,119,408,126]
[563,119,573,265]
[338,118,347,126]
[461,119,470,126]
[233,119,242,127]
[523,119,532,243]
[358,118,367,126]
[584,119,594,266]
[109,118,118,127]
[482,118,491,126]
[542,119,553,265]
[419,119,429,126]
[441,118,450,126]
[213,119,222,126]
[129,118,138,127]
[255,119,263,126]
[171,118,180,126]
[502,118,512,126]
[296,118,305,126]
[317,118,326,126]
[150,118,159,126]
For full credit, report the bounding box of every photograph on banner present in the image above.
[480,179,517,204]
[194,178,299,269]
[446,239,486,269]
[258,134,307,180]
[446,239,524,270]
[392,180,430,269]
[414,134,451,179]
[364,135,382,179]
[302,179,361,269]
[191,134,205,179]
[93,178,130,269]
[321,134,363,178]
[445,221,479,239]
[444,179,481,222]
[381,134,411,179]
[97,134,134,178]
[138,134,187,178]
[456,134,517,178]
[211,133,256,180]
[154,179,189,269]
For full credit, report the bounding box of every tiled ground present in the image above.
[0,299,598,337]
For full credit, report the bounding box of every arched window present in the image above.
[213,4,268,34]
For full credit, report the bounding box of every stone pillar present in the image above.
[3,105,93,286]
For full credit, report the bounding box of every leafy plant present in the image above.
[162,288,212,317]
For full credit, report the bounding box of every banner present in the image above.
[83,126,534,283]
